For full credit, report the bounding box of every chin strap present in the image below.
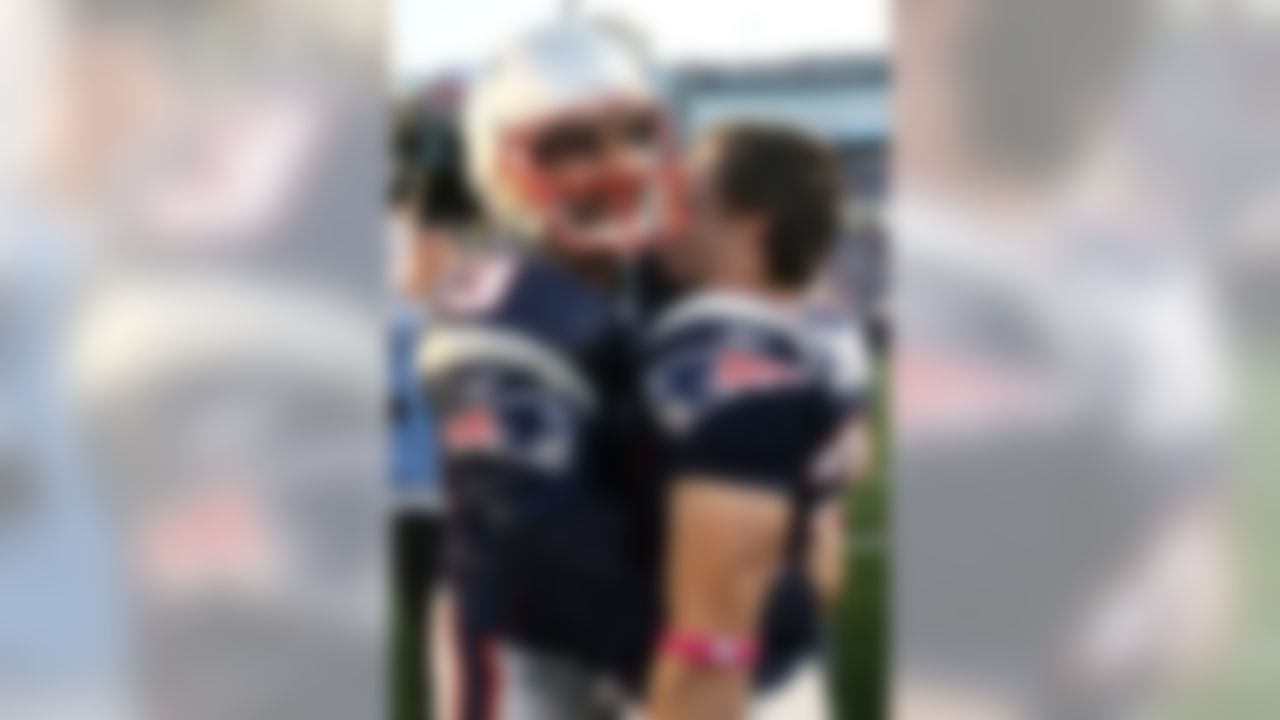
[658,629,761,670]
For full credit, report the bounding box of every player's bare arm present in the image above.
[646,479,789,720]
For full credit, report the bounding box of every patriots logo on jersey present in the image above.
[648,343,805,436]
[712,348,800,396]
[440,390,578,475]
[443,405,501,453]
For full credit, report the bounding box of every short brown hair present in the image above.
[711,124,842,288]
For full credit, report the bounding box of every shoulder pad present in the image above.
[417,326,591,475]
[418,324,597,413]
[645,293,816,435]
[650,292,805,345]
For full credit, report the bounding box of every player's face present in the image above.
[682,135,738,281]
[528,104,664,251]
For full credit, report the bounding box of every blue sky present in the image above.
[392,0,888,84]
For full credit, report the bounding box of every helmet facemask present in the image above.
[501,101,681,255]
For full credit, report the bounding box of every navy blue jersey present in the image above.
[640,291,870,688]
[418,250,651,672]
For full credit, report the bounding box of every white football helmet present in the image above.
[464,18,682,252]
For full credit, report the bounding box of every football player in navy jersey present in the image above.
[639,125,871,720]
[416,18,683,720]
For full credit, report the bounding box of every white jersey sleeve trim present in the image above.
[417,325,598,413]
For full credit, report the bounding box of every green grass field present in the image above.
[831,359,889,719]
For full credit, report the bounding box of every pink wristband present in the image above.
[658,630,761,669]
